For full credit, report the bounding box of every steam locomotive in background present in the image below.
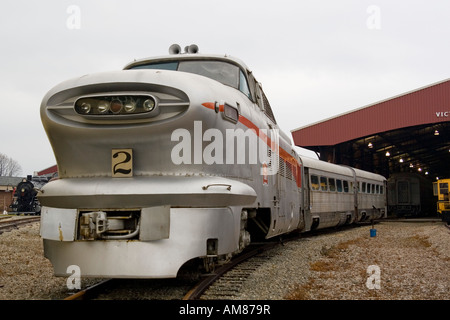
[10,175,48,215]
[39,45,386,279]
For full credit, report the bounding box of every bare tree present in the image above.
[0,153,22,176]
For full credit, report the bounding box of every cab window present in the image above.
[239,70,252,99]
[179,60,239,88]
[440,182,449,195]
[130,59,242,91]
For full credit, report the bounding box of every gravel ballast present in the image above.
[237,220,450,300]
[0,218,448,300]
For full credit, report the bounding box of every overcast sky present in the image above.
[1,0,449,176]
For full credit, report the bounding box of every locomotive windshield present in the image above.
[129,60,252,99]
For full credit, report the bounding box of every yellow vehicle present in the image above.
[433,178,450,222]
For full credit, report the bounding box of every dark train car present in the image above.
[387,172,434,217]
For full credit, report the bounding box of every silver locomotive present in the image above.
[39,45,386,278]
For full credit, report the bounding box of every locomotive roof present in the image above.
[123,53,252,73]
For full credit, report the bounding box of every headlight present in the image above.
[223,103,239,123]
[79,102,91,114]
[75,95,158,115]
[97,101,110,114]
[124,99,136,113]
[143,98,155,112]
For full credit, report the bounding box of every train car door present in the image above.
[255,82,287,236]
[301,166,310,231]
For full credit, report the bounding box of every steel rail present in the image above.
[0,216,40,234]
[182,222,374,300]
[64,279,114,300]
[183,241,281,300]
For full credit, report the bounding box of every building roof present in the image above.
[0,177,24,189]
[36,165,58,177]
[291,79,450,147]
[291,79,450,179]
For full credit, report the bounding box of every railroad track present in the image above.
[63,223,373,300]
[0,216,40,234]
[64,279,115,300]
[183,237,299,300]
[183,223,372,300]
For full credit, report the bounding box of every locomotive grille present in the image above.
[267,149,294,181]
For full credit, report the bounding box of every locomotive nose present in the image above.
[41,70,199,178]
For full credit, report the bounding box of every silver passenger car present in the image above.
[301,156,386,230]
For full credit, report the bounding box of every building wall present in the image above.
[1,190,14,213]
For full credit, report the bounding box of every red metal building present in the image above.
[36,164,58,178]
[291,79,450,179]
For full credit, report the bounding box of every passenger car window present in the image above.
[311,175,319,190]
[343,181,349,193]
[336,180,343,192]
[320,176,328,191]
[329,178,336,192]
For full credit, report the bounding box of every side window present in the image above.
[255,83,264,111]
[246,71,257,103]
[255,83,277,124]
[439,182,448,195]
[336,179,343,192]
[262,90,276,124]
[329,178,336,192]
[311,175,320,190]
[239,70,252,100]
[320,176,328,191]
[362,182,366,193]
[343,180,349,193]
